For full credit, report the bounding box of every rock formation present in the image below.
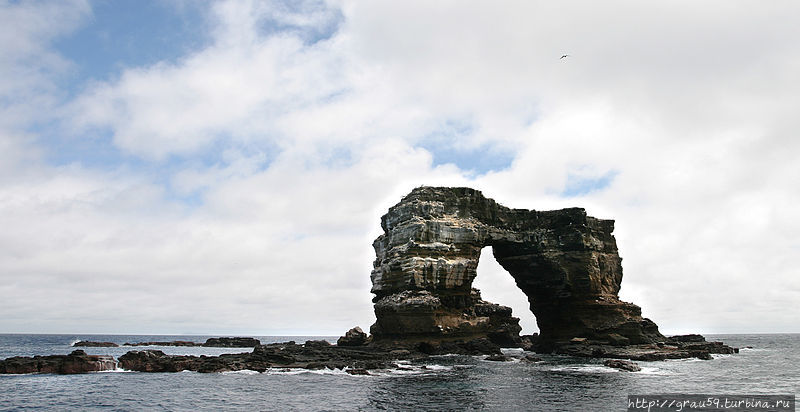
[121,337,261,347]
[370,186,664,349]
[202,337,261,347]
[337,327,369,346]
[603,359,641,372]
[73,341,119,347]
[117,341,430,374]
[0,350,116,374]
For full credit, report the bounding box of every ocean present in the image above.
[0,334,797,411]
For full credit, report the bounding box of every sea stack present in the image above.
[369,186,665,350]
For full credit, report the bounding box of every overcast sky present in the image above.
[1,0,798,335]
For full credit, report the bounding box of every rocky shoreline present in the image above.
[1,331,737,375]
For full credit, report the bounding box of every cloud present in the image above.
[1,0,798,335]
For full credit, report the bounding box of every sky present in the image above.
[1,0,798,336]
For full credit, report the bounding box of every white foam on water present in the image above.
[97,368,133,373]
[418,364,452,371]
[263,367,351,376]
[221,369,261,375]
[637,366,670,375]
[711,353,733,359]
[548,365,618,374]
[666,357,704,363]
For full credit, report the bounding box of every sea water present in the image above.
[1,334,797,411]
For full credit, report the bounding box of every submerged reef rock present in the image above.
[0,350,116,374]
[370,186,665,349]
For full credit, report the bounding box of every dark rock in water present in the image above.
[203,337,260,347]
[118,350,196,372]
[410,337,502,356]
[485,355,510,362]
[369,187,664,350]
[346,368,370,375]
[304,340,331,348]
[604,359,641,372]
[73,340,118,347]
[203,337,261,347]
[337,327,369,346]
[1,350,117,374]
[668,334,706,343]
[118,341,428,373]
[554,336,737,361]
[121,338,261,348]
[522,354,542,362]
[124,341,200,347]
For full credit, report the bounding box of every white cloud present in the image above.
[1,0,799,335]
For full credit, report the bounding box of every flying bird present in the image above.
[560,54,570,60]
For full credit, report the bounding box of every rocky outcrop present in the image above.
[121,337,261,347]
[337,327,369,346]
[604,359,641,372]
[118,341,427,373]
[0,350,116,374]
[202,337,261,347]
[554,334,737,360]
[115,336,511,374]
[370,186,665,349]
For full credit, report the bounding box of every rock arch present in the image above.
[369,186,664,348]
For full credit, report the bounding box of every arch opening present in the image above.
[472,247,538,335]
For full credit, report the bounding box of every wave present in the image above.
[262,368,352,376]
[548,365,618,374]
[637,366,670,375]
[221,370,261,375]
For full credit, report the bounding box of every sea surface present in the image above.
[0,334,797,411]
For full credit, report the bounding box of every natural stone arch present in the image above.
[369,186,664,348]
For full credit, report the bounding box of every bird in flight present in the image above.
[560,54,570,59]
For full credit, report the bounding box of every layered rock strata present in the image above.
[370,186,664,349]
[0,350,116,374]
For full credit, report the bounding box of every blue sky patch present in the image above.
[53,0,212,92]
[417,119,515,175]
[560,170,618,197]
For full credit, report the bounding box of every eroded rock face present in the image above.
[370,186,665,348]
